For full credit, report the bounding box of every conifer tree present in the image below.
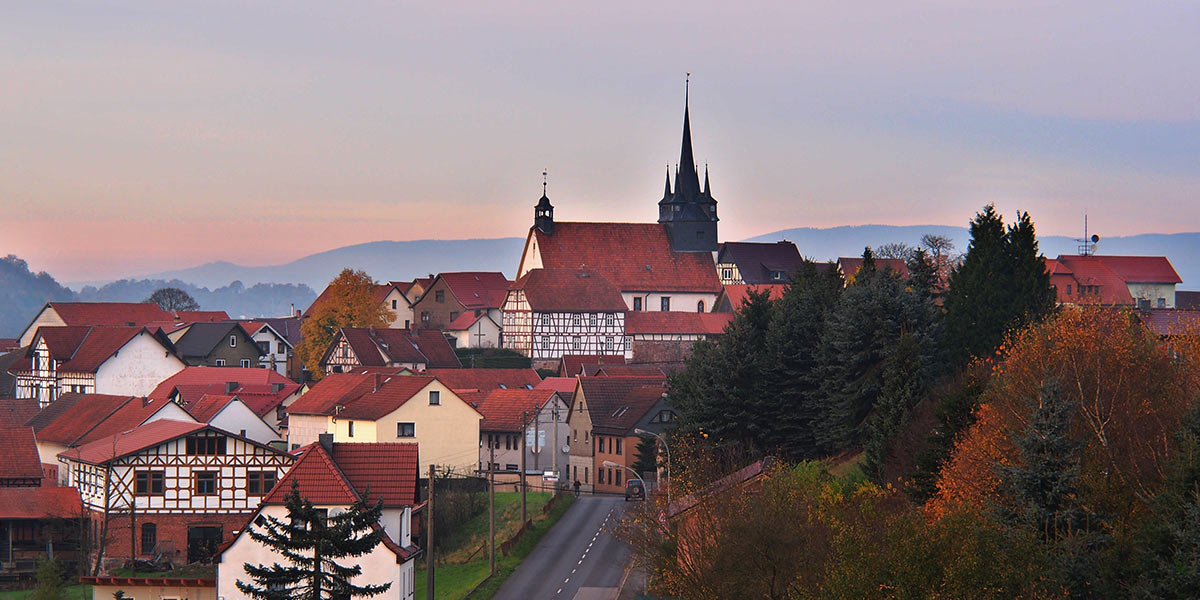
[862,332,926,482]
[238,481,391,600]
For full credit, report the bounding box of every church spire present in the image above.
[676,73,701,198]
[664,166,673,197]
[534,169,554,235]
[703,164,710,196]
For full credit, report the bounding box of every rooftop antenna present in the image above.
[1077,210,1100,256]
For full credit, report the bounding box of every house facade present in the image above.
[57,420,294,567]
[503,269,631,369]
[409,272,510,331]
[715,241,805,285]
[12,327,186,408]
[320,327,461,375]
[241,321,293,375]
[566,376,666,494]
[446,312,502,349]
[167,322,262,368]
[473,389,570,485]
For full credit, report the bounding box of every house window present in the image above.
[397,422,415,437]
[661,297,671,311]
[541,336,550,350]
[605,337,614,352]
[435,290,445,303]
[278,341,287,354]
[215,359,226,367]
[572,337,581,350]
[505,464,518,472]
[429,390,440,405]
[771,271,783,280]
[392,299,398,309]
[624,338,632,351]
[616,438,622,455]
[605,314,614,327]
[633,297,642,311]
[450,312,460,323]
[194,471,218,496]
[541,314,550,327]
[186,436,227,456]
[421,311,431,323]
[247,471,278,496]
[141,523,157,554]
[347,421,355,437]
[572,314,581,326]
[589,314,597,328]
[240,359,251,368]
[616,469,622,485]
[257,342,270,355]
[230,335,237,347]
[135,470,165,496]
[1159,297,1167,308]
[721,267,733,280]
[584,467,589,483]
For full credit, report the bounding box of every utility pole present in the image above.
[128,500,135,577]
[427,464,434,600]
[533,406,540,472]
[552,402,559,485]
[520,410,527,525]
[488,446,496,575]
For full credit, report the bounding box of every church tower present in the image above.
[534,171,554,235]
[658,81,718,253]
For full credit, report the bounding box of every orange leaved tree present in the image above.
[296,268,394,379]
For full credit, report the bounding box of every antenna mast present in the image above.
[1077,211,1099,256]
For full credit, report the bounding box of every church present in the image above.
[503,92,729,368]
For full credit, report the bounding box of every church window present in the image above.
[632,297,642,311]
[697,300,705,312]
[661,297,671,311]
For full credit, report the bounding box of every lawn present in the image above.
[414,491,576,600]
[0,585,91,599]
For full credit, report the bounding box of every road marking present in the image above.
[557,588,562,594]
[564,578,570,583]
[572,568,577,574]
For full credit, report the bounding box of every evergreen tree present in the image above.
[238,481,391,600]
[1003,211,1055,324]
[1133,408,1200,599]
[633,435,659,476]
[905,248,937,300]
[907,376,983,502]
[862,332,927,482]
[764,261,844,459]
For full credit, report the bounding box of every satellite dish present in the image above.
[1091,234,1100,243]
[561,445,570,454]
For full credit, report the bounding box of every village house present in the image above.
[0,487,85,582]
[285,374,481,475]
[566,375,666,493]
[624,312,731,366]
[306,280,419,330]
[409,272,511,331]
[26,393,194,470]
[1047,254,1182,308]
[503,269,631,369]
[445,311,503,349]
[239,321,293,375]
[10,326,186,407]
[147,366,302,431]
[184,394,282,445]
[471,388,570,486]
[16,302,229,348]
[241,315,305,379]
[217,437,421,600]
[320,327,461,375]
[713,284,787,313]
[715,241,806,285]
[57,419,295,568]
[165,321,262,368]
[556,355,626,378]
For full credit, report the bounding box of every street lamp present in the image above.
[634,428,671,506]
[602,460,641,487]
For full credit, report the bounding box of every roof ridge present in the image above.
[68,395,140,446]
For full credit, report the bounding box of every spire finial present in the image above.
[703,163,710,196]
[685,72,690,107]
[542,169,547,195]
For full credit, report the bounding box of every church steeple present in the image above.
[657,74,718,253]
[534,170,554,235]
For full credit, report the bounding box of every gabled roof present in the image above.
[578,377,666,436]
[41,302,172,328]
[421,368,541,392]
[1096,255,1182,284]
[589,365,667,378]
[241,317,303,347]
[59,419,210,465]
[559,355,625,378]
[172,322,252,360]
[0,426,42,481]
[0,338,18,352]
[434,272,511,310]
[262,442,359,505]
[0,397,39,426]
[29,393,138,445]
[528,223,721,293]
[185,394,238,422]
[1050,255,1134,305]
[330,442,419,507]
[475,389,557,432]
[535,377,579,396]
[57,327,147,373]
[446,311,491,331]
[148,367,300,417]
[74,397,191,446]
[716,242,806,284]
[174,311,233,323]
[509,269,627,312]
[717,284,787,312]
[285,373,378,416]
[336,376,439,421]
[35,326,92,360]
[0,487,82,520]
[327,328,461,369]
[625,312,732,336]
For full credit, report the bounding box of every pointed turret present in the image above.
[534,171,554,235]
[657,76,718,253]
[703,164,711,196]
[675,91,702,199]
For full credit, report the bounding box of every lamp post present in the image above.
[634,428,671,506]
[602,460,641,489]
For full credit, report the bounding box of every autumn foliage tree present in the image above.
[296,269,394,379]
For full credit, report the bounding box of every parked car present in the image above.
[625,478,645,501]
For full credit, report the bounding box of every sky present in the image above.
[3,1,1199,282]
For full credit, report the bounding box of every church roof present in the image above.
[530,223,720,293]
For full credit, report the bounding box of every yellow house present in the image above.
[286,373,481,475]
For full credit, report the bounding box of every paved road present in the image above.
[493,495,630,600]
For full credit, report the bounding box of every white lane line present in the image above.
[564,578,570,583]
[572,568,577,574]
[557,588,562,594]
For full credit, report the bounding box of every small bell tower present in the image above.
[534,169,554,235]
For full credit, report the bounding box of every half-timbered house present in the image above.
[715,241,806,285]
[503,269,630,369]
[11,326,186,407]
[319,327,461,375]
[16,302,230,349]
[57,420,295,568]
[217,438,421,600]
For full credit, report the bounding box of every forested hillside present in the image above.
[0,255,75,337]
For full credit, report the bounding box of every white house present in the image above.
[445,311,502,349]
[184,394,281,445]
[503,269,631,368]
[241,321,293,375]
[217,438,421,600]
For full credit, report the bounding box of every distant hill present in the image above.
[113,238,528,291]
[748,225,1200,288]
[75,279,317,320]
[0,255,75,337]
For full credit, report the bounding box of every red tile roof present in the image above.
[577,377,666,436]
[535,377,579,396]
[838,257,910,281]
[437,272,511,310]
[286,373,378,416]
[475,389,557,432]
[420,368,541,393]
[591,365,667,377]
[44,302,172,328]
[173,311,233,323]
[0,426,42,481]
[148,367,300,417]
[718,284,787,312]
[0,487,82,519]
[35,326,92,360]
[625,312,732,335]
[446,311,486,331]
[73,397,188,446]
[29,393,137,445]
[1138,308,1200,337]
[185,394,238,422]
[330,328,461,369]
[336,376,438,420]
[1095,256,1182,284]
[1050,255,1134,305]
[559,355,625,377]
[263,442,359,505]
[330,442,419,507]
[509,269,628,312]
[57,327,145,373]
[530,223,721,293]
[59,419,209,465]
[0,397,40,427]
[0,338,18,352]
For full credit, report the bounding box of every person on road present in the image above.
[573,479,581,497]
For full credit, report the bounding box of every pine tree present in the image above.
[238,481,391,600]
[905,248,937,300]
[862,332,926,482]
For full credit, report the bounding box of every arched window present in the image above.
[696,300,705,312]
[141,523,157,554]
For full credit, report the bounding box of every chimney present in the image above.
[290,303,295,316]
[374,373,382,393]
[226,381,238,394]
[272,382,284,393]
[318,433,334,453]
